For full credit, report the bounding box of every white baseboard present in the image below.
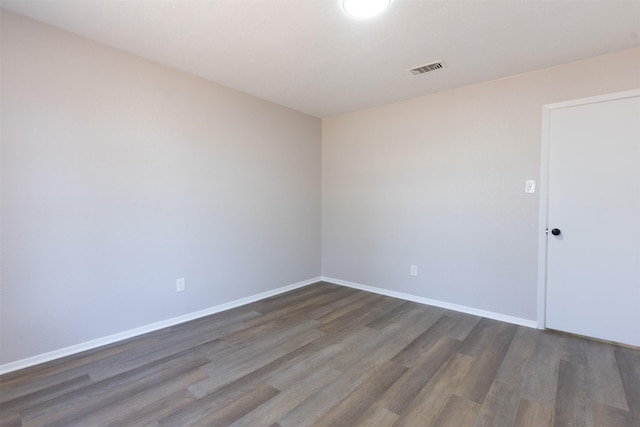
[322,277,537,329]
[0,277,321,375]
[0,275,537,375]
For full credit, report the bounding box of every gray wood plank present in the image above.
[267,326,376,391]
[615,347,640,424]
[432,394,481,427]
[0,374,92,413]
[317,295,405,336]
[103,389,197,427]
[390,314,457,368]
[224,286,355,344]
[586,340,629,411]
[378,336,460,415]
[521,331,563,407]
[455,322,518,404]
[305,288,375,320]
[278,309,430,427]
[190,321,323,397]
[73,367,207,427]
[312,361,407,427]
[352,405,399,427]
[2,283,637,427]
[473,380,521,427]
[591,402,635,427]
[157,343,316,426]
[444,311,482,341]
[392,353,476,427]
[230,365,342,427]
[275,366,372,427]
[513,398,553,427]
[23,350,211,427]
[0,343,133,403]
[248,282,340,314]
[367,301,442,331]
[0,412,23,427]
[553,359,593,427]
[190,383,280,427]
[458,318,502,357]
[316,291,382,324]
[327,306,436,374]
[495,325,538,387]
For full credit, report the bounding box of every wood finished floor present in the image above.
[1,282,639,427]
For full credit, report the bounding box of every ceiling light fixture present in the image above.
[343,0,391,18]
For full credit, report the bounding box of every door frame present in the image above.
[536,88,640,329]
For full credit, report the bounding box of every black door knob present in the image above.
[551,228,561,236]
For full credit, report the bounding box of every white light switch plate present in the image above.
[525,180,536,194]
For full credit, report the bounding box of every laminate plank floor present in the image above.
[1,282,639,426]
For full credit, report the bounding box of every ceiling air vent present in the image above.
[409,61,446,75]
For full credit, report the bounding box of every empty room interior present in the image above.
[1,1,640,426]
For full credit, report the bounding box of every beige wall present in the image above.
[1,12,321,365]
[322,47,640,321]
[3,7,640,367]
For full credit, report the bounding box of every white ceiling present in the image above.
[2,0,640,118]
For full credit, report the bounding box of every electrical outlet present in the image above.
[176,278,186,292]
[410,265,418,276]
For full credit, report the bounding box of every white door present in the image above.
[544,91,640,347]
